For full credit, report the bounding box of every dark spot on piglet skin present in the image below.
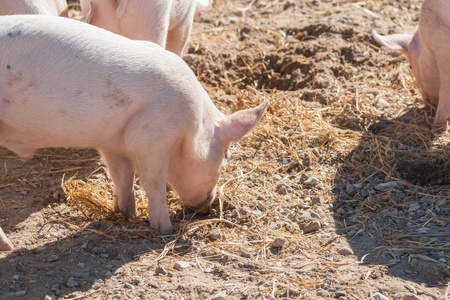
[7,25,23,38]
[6,65,11,70]
[7,30,21,38]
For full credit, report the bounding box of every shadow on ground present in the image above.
[332,106,450,285]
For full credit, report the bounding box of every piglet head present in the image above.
[168,100,269,209]
[373,29,439,107]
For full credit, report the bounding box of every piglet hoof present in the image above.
[431,119,448,132]
[114,200,137,218]
[114,206,138,218]
[148,212,172,235]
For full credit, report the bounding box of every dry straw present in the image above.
[44,0,450,297]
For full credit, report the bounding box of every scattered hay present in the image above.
[0,0,446,297]
[58,0,450,293]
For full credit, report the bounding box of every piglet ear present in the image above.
[218,100,269,143]
[116,0,128,19]
[372,30,412,52]
[81,1,94,23]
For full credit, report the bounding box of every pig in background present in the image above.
[0,15,267,251]
[0,0,68,16]
[373,0,450,126]
[79,0,212,56]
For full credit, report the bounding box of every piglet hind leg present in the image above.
[99,150,137,218]
[0,226,13,251]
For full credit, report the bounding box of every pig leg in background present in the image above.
[100,150,137,218]
[118,0,171,49]
[0,226,13,251]
[166,3,196,56]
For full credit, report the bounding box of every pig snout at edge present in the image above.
[0,227,13,251]
[0,15,268,247]
[373,0,450,126]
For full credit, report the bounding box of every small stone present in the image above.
[336,207,345,215]
[271,237,286,248]
[257,201,267,211]
[14,290,26,296]
[303,220,321,233]
[46,271,56,276]
[373,98,390,109]
[209,229,221,240]
[78,263,85,268]
[47,255,59,263]
[346,183,355,194]
[124,283,134,289]
[211,290,227,300]
[311,196,323,205]
[336,290,347,297]
[51,284,60,292]
[338,247,354,256]
[276,184,288,195]
[92,279,104,290]
[408,203,421,213]
[417,227,431,234]
[373,292,389,300]
[66,277,79,288]
[403,293,422,300]
[332,186,344,193]
[252,210,262,217]
[310,211,321,220]
[239,207,250,217]
[316,288,330,297]
[133,275,143,285]
[239,246,252,259]
[105,281,119,289]
[13,275,20,281]
[303,176,318,186]
[155,265,168,275]
[174,261,191,271]
[159,292,170,300]
[282,157,293,165]
[297,211,311,220]
[374,181,403,192]
[33,246,47,254]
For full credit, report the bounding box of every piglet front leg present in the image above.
[0,226,13,251]
[131,144,172,235]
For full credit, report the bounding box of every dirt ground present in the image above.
[0,0,449,299]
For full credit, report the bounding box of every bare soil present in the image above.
[0,1,449,299]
